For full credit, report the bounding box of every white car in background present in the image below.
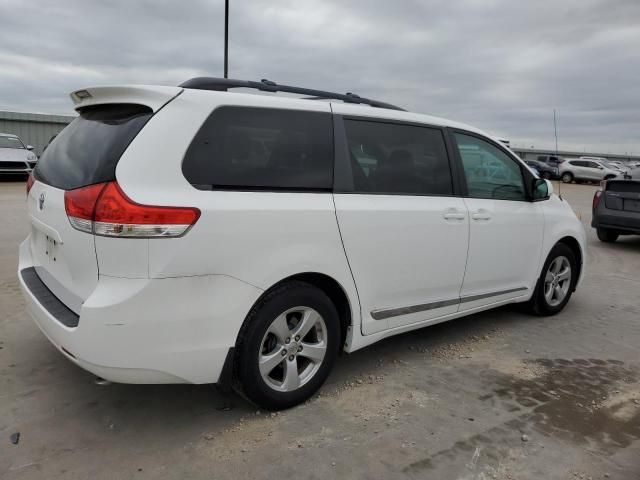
[559,158,619,183]
[0,133,37,174]
[19,78,586,409]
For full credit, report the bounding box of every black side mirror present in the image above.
[532,178,550,201]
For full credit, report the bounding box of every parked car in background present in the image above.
[19,78,586,409]
[603,160,629,173]
[537,155,565,167]
[559,159,619,183]
[0,133,37,174]
[592,168,640,242]
[524,160,559,180]
[579,156,608,162]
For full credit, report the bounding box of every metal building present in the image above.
[0,110,75,157]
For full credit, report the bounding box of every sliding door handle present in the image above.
[471,212,491,221]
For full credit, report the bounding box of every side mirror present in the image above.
[26,145,34,151]
[532,178,550,201]
[545,178,553,195]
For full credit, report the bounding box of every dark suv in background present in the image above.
[537,155,565,168]
[525,160,559,180]
[592,169,640,242]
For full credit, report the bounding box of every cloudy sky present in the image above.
[1,0,638,153]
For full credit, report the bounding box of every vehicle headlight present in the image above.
[27,152,36,161]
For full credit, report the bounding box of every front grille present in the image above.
[20,267,79,328]
[0,161,28,170]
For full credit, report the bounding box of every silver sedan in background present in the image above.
[0,133,37,174]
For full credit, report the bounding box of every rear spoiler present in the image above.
[69,85,183,113]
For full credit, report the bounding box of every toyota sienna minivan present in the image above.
[19,78,586,409]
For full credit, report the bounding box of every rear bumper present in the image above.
[592,209,640,233]
[18,238,262,384]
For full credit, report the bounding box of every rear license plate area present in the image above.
[624,199,640,212]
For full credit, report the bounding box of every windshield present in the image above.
[0,136,25,149]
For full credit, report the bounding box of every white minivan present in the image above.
[19,78,586,409]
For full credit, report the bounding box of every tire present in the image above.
[542,171,552,180]
[233,281,340,410]
[525,243,577,316]
[604,175,616,180]
[597,228,619,242]
[561,172,573,183]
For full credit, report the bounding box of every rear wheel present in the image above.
[525,243,577,316]
[561,172,573,183]
[234,281,340,410]
[597,228,619,242]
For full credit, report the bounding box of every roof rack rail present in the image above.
[179,77,405,111]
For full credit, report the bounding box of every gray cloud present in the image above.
[1,0,638,153]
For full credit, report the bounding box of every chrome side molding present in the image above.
[371,287,528,321]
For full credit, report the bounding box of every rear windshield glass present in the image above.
[182,106,333,191]
[35,104,152,190]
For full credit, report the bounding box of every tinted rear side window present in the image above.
[182,107,333,190]
[341,119,453,195]
[35,104,152,190]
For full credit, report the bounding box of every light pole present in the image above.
[224,0,229,78]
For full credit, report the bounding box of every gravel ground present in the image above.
[1,179,639,479]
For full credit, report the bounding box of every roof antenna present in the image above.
[554,108,563,201]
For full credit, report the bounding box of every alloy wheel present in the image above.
[544,256,571,307]
[258,307,327,392]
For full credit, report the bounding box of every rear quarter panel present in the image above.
[114,90,362,331]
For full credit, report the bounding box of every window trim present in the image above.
[447,128,537,202]
[181,105,335,193]
[332,114,462,198]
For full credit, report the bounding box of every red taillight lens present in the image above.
[26,172,35,196]
[592,190,602,210]
[64,182,107,233]
[64,181,200,238]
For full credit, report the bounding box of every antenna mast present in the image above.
[224,0,229,78]
[554,109,562,200]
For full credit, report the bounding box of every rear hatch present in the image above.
[27,86,180,314]
[604,177,640,213]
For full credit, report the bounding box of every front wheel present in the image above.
[234,281,340,410]
[561,172,573,183]
[597,228,619,242]
[525,243,577,316]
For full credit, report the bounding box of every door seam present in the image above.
[330,193,365,338]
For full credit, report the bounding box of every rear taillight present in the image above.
[592,190,602,210]
[26,173,35,196]
[64,181,200,238]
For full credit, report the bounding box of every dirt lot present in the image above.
[1,180,639,479]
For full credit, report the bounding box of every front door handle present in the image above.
[443,208,466,221]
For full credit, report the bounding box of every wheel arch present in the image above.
[237,272,354,352]
[556,235,583,290]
